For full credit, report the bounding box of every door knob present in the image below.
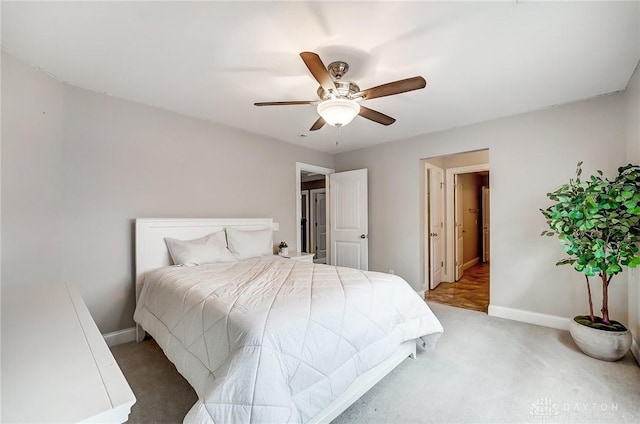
[360,234,367,239]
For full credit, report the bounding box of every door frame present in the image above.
[482,186,490,263]
[445,164,489,281]
[454,174,465,280]
[296,163,334,262]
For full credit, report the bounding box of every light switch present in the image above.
[273,223,280,231]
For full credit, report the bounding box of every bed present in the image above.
[133,218,443,423]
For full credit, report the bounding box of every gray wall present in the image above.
[2,51,66,286]
[335,93,629,323]
[3,49,638,337]
[1,52,334,333]
[624,62,640,353]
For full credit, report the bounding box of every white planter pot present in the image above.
[569,317,632,362]
[279,247,289,256]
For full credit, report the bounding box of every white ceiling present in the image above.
[2,1,639,154]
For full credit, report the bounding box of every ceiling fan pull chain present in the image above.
[336,126,341,145]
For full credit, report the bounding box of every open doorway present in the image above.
[296,163,334,264]
[423,151,490,313]
[301,173,327,264]
[455,171,489,278]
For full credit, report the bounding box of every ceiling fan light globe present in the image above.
[317,99,360,128]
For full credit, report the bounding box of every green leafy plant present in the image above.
[540,162,640,327]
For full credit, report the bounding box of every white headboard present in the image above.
[135,218,274,300]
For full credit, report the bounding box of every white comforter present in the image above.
[134,256,443,423]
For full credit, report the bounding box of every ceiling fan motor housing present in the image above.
[317,81,361,100]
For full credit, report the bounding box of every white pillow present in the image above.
[165,231,236,266]
[225,227,273,260]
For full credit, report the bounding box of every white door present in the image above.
[312,190,327,263]
[455,174,464,280]
[428,166,445,289]
[482,186,490,262]
[330,169,368,270]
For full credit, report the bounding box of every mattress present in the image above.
[134,255,443,423]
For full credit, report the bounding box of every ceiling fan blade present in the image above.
[310,117,326,131]
[254,101,316,106]
[359,106,396,126]
[357,76,426,100]
[300,52,336,92]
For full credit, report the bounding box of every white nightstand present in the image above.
[280,252,315,263]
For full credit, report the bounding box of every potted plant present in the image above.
[540,162,640,361]
[278,241,289,256]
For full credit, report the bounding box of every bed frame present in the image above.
[134,217,418,424]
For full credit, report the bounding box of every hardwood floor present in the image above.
[425,262,489,312]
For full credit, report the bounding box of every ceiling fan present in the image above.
[254,51,427,131]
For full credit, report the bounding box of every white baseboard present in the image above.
[462,257,480,271]
[488,305,570,330]
[103,327,137,347]
[631,339,640,366]
[489,306,639,367]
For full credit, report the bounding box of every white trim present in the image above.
[445,164,489,281]
[296,163,334,263]
[488,305,570,330]
[103,327,137,347]
[631,339,640,366]
[490,306,639,366]
[309,340,417,424]
[423,162,430,291]
[416,290,425,299]
[463,257,480,271]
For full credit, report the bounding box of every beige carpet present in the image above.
[111,303,640,423]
